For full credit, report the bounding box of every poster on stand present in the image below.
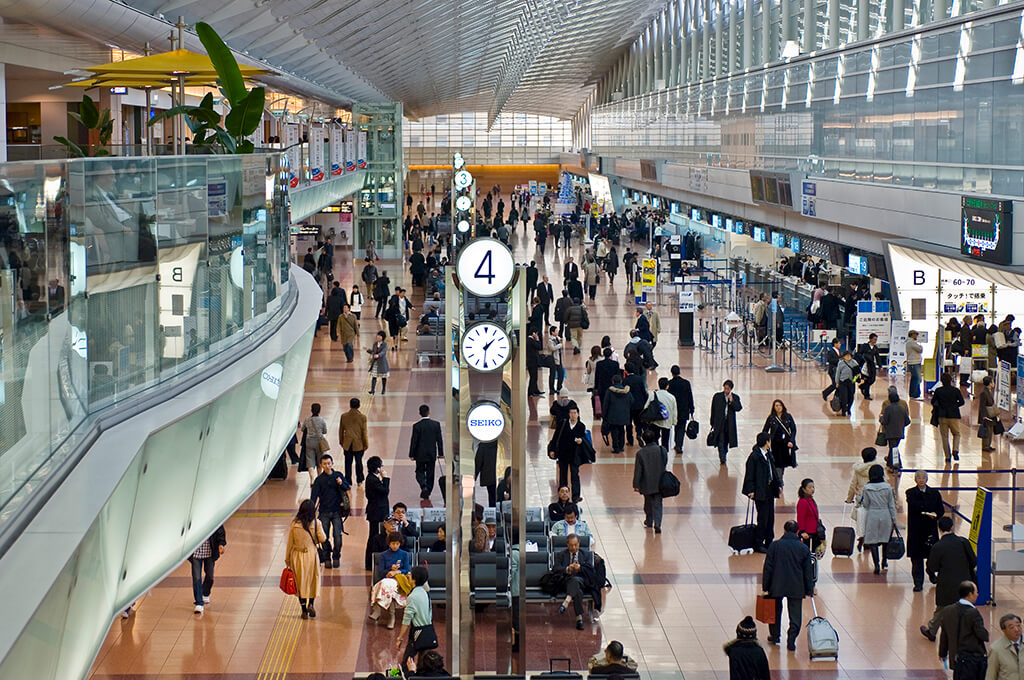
[329,127,344,176]
[1018,355,1024,407]
[309,127,325,182]
[889,320,910,375]
[344,129,357,172]
[997,360,1012,411]
[357,129,368,169]
[283,123,300,188]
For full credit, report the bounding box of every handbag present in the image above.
[993,419,1006,436]
[685,419,699,439]
[874,429,887,447]
[706,428,716,447]
[593,395,603,418]
[815,519,826,542]
[885,526,906,560]
[659,468,681,498]
[318,437,330,453]
[411,623,439,651]
[279,567,297,595]
[978,422,992,439]
[755,594,776,624]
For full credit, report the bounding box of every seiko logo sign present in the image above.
[260,362,284,399]
[466,402,504,443]
[469,419,502,427]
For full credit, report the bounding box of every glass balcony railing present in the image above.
[0,152,292,533]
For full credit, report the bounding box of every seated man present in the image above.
[550,504,592,538]
[416,322,434,336]
[589,640,638,674]
[553,534,593,629]
[392,503,419,538]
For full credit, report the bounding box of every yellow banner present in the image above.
[642,258,657,289]
[969,487,989,552]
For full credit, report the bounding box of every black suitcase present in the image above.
[267,452,288,480]
[728,499,757,553]
[831,503,855,557]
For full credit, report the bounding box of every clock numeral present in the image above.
[474,251,495,285]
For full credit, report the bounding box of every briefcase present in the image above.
[728,499,757,553]
[755,594,776,624]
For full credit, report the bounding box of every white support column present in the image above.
[892,0,905,30]
[691,3,700,81]
[728,0,739,72]
[0,63,7,163]
[828,0,841,47]
[761,0,772,64]
[803,0,817,51]
[680,0,691,84]
[744,0,754,68]
[857,0,869,41]
[715,0,725,75]
[703,0,712,78]
[668,3,680,85]
[932,0,948,22]
[662,10,672,86]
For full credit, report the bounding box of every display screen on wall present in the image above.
[753,226,767,242]
[791,237,801,253]
[712,214,722,230]
[771,232,786,247]
[749,170,794,209]
[961,196,1013,265]
[691,208,702,222]
[848,254,868,275]
[725,217,734,232]
[734,220,744,235]
[640,160,658,181]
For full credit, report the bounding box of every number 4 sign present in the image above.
[456,238,516,297]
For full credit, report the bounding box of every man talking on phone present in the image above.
[311,453,351,569]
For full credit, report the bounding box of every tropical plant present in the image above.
[54,94,114,157]
[149,21,265,153]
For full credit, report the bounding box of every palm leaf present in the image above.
[196,22,246,106]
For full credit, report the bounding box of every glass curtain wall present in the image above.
[403,112,572,164]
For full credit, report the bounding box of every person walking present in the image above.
[743,432,780,553]
[303,403,328,485]
[409,404,444,500]
[623,362,648,447]
[796,479,822,555]
[593,347,621,420]
[564,298,588,355]
[340,397,368,485]
[978,375,998,452]
[761,520,816,651]
[372,271,390,319]
[856,333,881,400]
[549,405,589,503]
[932,372,966,462]
[821,337,842,401]
[922,516,978,641]
[367,331,390,395]
[861,464,897,574]
[554,289,572,340]
[643,302,661,347]
[710,380,743,465]
[879,391,911,470]
[188,525,226,614]
[835,350,859,416]
[644,377,678,450]
[906,471,944,592]
[723,616,771,680]
[326,282,346,342]
[349,284,364,319]
[937,581,989,679]
[666,365,694,455]
[907,329,924,399]
[602,374,632,454]
[985,613,1024,680]
[762,399,798,481]
[394,566,435,671]
[546,325,565,394]
[338,304,359,363]
[583,257,600,302]
[285,499,326,619]
[364,456,391,571]
[633,425,668,533]
[311,453,351,569]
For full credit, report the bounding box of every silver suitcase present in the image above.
[806,598,839,661]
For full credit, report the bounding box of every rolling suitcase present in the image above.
[267,452,288,480]
[831,502,855,557]
[728,499,757,553]
[806,598,839,661]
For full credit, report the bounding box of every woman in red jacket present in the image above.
[796,478,822,555]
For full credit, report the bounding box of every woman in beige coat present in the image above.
[846,447,880,552]
[286,499,326,619]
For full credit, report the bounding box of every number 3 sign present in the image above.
[456,238,516,297]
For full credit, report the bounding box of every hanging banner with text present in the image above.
[856,300,891,345]
[357,129,368,169]
[641,258,657,291]
[329,127,344,176]
[997,360,1012,411]
[889,320,910,376]
[283,123,300,188]
[344,129,357,172]
[309,127,325,182]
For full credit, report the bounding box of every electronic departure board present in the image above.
[962,196,1013,265]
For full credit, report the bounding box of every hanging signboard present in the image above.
[283,123,300,188]
[641,258,657,291]
[344,129,357,172]
[309,127,325,182]
[1018,355,1024,407]
[357,129,368,169]
[889,320,910,375]
[962,196,1013,265]
[855,301,891,345]
[329,127,344,176]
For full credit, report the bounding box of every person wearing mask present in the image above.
[922,516,978,641]
[340,397,368,485]
[985,613,1024,680]
[367,331,390,395]
[761,520,816,651]
[906,471,944,592]
[835,350,860,417]
[879,390,911,471]
[762,399,798,481]
[285,499,326,619]
[937,581,989,678]
[821,337,843,401]
[644,377,678,450]
[861,464,897,575]
[667,365,695,455]
[363,456,391,571]
[310,453,351,570]
[743,432,780,553]
[907,329,924,399]
[337,304,359,363]
[932,372,966,462]
[303,403,328,485]
[549,406,589,503]
[978,375,998,452]
[723,616,771,680]
[633,425,668,534]
[602,374,632,454]
[710,380,743,465]
[187,525,226,614]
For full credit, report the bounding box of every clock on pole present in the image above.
[456,238,515,297]
[461,322,511,372]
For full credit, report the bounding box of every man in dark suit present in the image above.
[325,282,347,342]
[563,256,580,282]
[856,333,881,399]
[743,432,779,553]
[821,337,842,401]
[937,581,989,676]
[593,348,621,411]
[526,260,539,300]
[667,365,694,454]
[921,516,978,640]
[762,520,815,651]
[710,380,743,464]
[553,534,593,630]
[536,275,555,327]
[633,426,668,533]
[409,404,444,499]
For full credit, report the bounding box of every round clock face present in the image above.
[454,170,473,189]
[457,219,471,233]
[466,401,505,442]
[455,195,472,212]
[461,321,511,372]
[456,238,515,297]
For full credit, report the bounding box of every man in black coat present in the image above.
[536,275,555,327]
[634,309,654,344]
[819,289,841,330]
[761,520,815,651]
[906,471,944,592]
[325,282,347,342]
[409,404,444,499]
[526,331,544,396]
[937,581,989,675]
[710,380,743,464]
[743,432,780,553]
[921,516,978,641]
[554,290,572,339]
[552,534,594,630]
[526,260,539,300]
[821,337,842,401]
[667,365,694,454]
[856,333,881,399]
[624,331,656,369]
[593,348,621,411]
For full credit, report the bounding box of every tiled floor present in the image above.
[88,222,1024,679]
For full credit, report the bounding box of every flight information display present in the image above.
[962,196,1012,265]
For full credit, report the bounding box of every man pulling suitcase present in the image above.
[762,520,816,652]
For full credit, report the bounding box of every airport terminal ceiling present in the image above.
[9,0,669,122]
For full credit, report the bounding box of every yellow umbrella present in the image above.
[81,49,271,78]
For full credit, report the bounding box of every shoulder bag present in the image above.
[279,567,297,595]
[412,623,439,651]
[885,526,906,560]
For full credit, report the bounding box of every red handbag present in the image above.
[279,567,297,595]
[755,594,776,624]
